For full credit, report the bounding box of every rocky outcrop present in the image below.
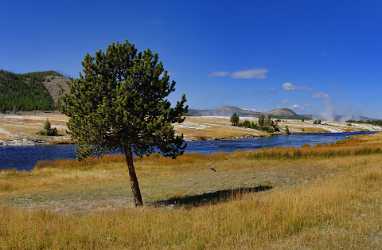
[42,75,70,105]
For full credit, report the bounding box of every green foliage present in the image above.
[230,113,240,126]
[43,119,51,131]
[61,41,188,159]
[239,120,256,129]
[257,115,279,132]
[259,124,277,133]
[264,115,272,127]
[285,126,290,135]
[38,119,58,136]
[347,120,382,127]
[0,70,56,111]
[313,120,322,125]
[258,114,266,127]
[235,115,280,133]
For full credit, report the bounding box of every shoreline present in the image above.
[0,130,376,147]
[0,131,378,172]
[1,113,381,146]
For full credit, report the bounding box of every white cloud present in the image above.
[230,68,268,79]
[281,81,337,120]
[208,71,229,77]
[208,68,268,79]
[242,107,257,112]
[313,91,330,99]
[282,82,296,91]
[281,82,313,92]
[291,104,306,111]
[292,104,301,109]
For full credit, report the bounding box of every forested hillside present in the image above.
[0,70,69,112]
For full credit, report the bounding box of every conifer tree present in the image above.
[230,113,240,126]
[258,114,265,127]
[61,41,188,206]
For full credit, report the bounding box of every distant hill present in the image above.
[268,108,297,117]
[188,106,262,117]
[268,108,312,119]
[0,70,70,111]
[188,106,311,120]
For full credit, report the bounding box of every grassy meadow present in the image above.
[1,133,382,249]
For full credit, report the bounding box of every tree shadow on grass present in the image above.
[154,185,272,208]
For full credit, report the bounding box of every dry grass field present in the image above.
[0,133,382,249]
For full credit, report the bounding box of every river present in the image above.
[0,132,373,170]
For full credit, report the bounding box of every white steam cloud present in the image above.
[281,82,336,121]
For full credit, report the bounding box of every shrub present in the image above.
[230,113,240,126]
[238,118,279,133]
[38,119,59,136]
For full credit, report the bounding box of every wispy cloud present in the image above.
[208,71,230,77]
[281,82,336,120]
[292,104,301,109]
[281,82,312,92]
[209,68,268,79]
[313,91,330,99]
[282,82,296,91]
[231,68,268,79]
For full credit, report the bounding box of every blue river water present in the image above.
[0,132,373,171]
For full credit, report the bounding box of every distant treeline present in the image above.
[0,70,59,112]
[230,113,284,133]
[347,119,382,127]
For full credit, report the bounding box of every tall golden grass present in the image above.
[0,133,381,249]
[1,158,381,249]
[34,133,382,170]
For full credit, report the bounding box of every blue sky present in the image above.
[1,0,382,118]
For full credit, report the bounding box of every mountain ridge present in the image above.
[0,70,70,111]
[188,106,311,119]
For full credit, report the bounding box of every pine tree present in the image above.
[230,113,240,126]
[39,119,58,136]
[258,114,265,127]
[43,119,51,132]
[61,41,188,207]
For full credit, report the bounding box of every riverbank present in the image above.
[1,112,380,145]
[1,132,381,211]
[0,112,71,145]
[0,131,372,170]
[1,132,382,249]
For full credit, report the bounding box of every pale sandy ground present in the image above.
[0,112,70,143]
[235,116,382,133]
[0,113,381,143]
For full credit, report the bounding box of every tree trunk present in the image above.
[123,145,143,207]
